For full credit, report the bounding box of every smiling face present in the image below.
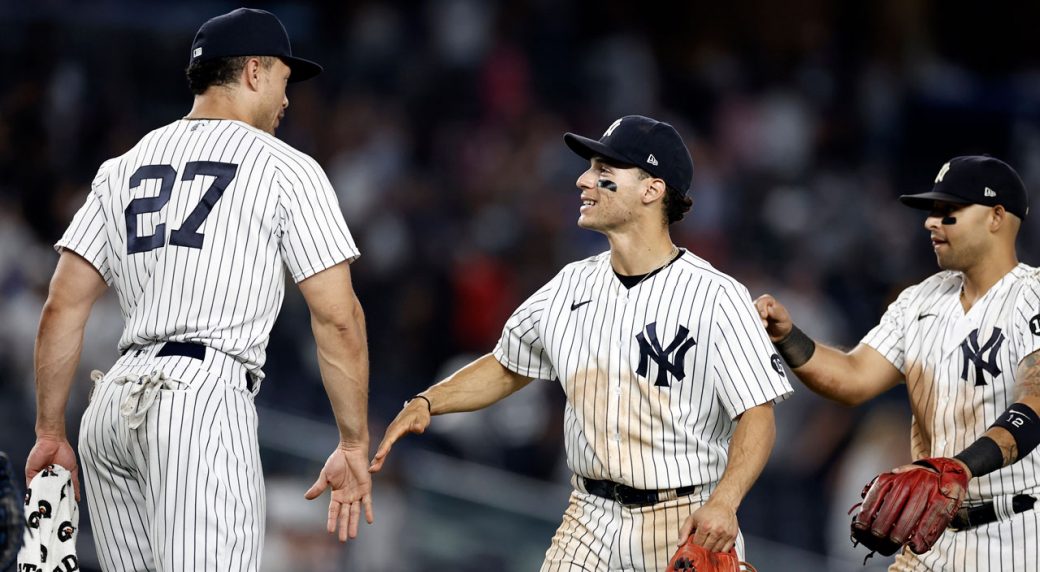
[575,157,662,233]
[924,201,996,271]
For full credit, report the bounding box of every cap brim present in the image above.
[898,191,972,211]
[283,56,322,83]
[564,133,633,167]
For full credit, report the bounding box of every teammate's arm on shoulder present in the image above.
[783,342,902,406]
[756,294,902,406]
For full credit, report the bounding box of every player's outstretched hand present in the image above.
[753,294,792,342]
[679,499,739,554]
[25,436,80,502]
[368,399,431,473]
[305,444,374,542]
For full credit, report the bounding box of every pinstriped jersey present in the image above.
[56,119,359,379]
[862,264,1040,502]
[494,250,793,490]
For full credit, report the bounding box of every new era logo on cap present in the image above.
[985,187,997,197]
[647,154,658,166]
[193,47,203,58]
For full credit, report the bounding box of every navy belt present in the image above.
[581,477,700,508]
[949,494,1036,531]
[128,341,254,392]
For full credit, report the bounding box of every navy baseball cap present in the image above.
[900,155,1029,219]
[564,115,694,195]
[189,8,322,83]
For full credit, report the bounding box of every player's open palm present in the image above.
[369,399,431,473]
[305,445,374,542]
[753,294,792,342]
[680,500,739,553]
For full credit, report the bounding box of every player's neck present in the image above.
[184,94,254,127]
[607,229,677,276]
[960,251,1019,309]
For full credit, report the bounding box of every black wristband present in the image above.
[410,394,432,413]
[774,324,816,368]
[992,402,1040,459]
[954,436,1004,478]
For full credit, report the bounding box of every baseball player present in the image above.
[24,8,373,570]
[757,155,1040,571]
[370,115,793,570]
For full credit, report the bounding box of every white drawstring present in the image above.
[111,370,174,429]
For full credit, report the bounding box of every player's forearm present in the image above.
[708,403,775,510]
[34,300,91,438]
[420,353,533,414]
[785,343,890,406]
[312,298,370,446]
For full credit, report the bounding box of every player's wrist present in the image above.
[34,424,67,440]
[773,324,816,368]
[407,394,433,414]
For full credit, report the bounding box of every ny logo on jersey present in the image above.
[960,327,1005,385]
[635,322,696,387]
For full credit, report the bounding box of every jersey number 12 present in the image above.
[125,161,238,254]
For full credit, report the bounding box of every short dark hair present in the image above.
[185,55,275,96]
[636,168,692,224]
[663,186,693,224]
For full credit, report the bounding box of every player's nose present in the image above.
[283,95,289,109]
[576,168,596,191]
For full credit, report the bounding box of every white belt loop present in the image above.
[112,370,173,429]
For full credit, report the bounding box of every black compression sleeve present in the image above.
[774,324,816,368]
[954,436,1004,477]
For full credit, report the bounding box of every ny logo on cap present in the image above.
[604,118,623,138]
[935,162,951,183]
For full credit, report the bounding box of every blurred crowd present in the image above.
[3,0,1040,569]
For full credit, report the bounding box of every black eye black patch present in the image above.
[941,216,957,225]
[597,179,617,192]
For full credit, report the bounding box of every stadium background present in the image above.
[2,1,1040,570]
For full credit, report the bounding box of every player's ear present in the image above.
[243,57,264,91]
[990,205,1006,233]
[643,176,666,205]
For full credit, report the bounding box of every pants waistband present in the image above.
[580,477,702,508]
[114,341,256,394]
[949,494,1036,531]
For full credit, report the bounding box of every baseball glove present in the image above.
[850,457,968,557]
[0,452,24,572]
[666,540,757,572]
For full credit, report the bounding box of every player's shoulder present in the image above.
[1008,263,1040,298]
[672,249,750,293]
[899,270,962,301]
[226,122,325,176]
[555,250,616,280]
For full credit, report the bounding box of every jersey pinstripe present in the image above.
[862,264,1040,571]
[56,119,359,379]
[495,250,792,490]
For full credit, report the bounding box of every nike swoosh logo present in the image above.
[570,300,593,311]
[917,313,938,321]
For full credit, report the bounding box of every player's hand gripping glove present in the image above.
[666,539,757,572]
[0,452,24,572]
[850,457,968,557]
